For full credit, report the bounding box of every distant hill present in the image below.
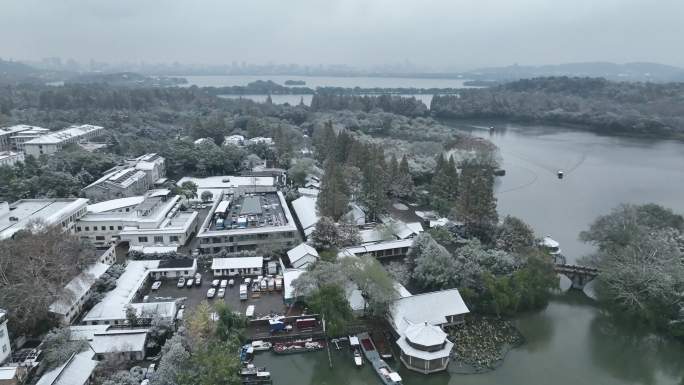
[465,62,684,83]
[0,59,43,84]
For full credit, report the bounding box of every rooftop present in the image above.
[87,196,145,213]
[90,329,147,354]
[199,191,296,236]
[0,198,88,240]
[82,260,178,322]
[291,196,319,235]
[49,262,111,315]
[35,349,97,385]
[212,256,264,270]
[390,288,469,334]
[0,124,46,136]
[24,125,102,145]
[287,243,318,265]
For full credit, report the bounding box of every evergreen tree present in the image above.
[361,147,388,221]
[398,155,415,198]
[317,157,349,220]
[312,120,336,163]
[456,159,498,242]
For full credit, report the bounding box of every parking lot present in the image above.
[138,266,290,320]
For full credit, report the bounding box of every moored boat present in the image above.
[251,340,272,351]
[357,332,402,385]
[273,340,325,354]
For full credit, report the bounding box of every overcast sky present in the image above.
[1,0,683,70]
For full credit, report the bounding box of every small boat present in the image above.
[354,350,363,367]
[273,340,325,355]
[251,340,272,351]
[358,333,402,385]
[557,170,564,179]
[240,364,268,376]
[540,235,562,256]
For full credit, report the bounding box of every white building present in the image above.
[81,260,189,326]
[246,137,273,146]
[0,198,88,240]
[35,349,98,385]
[0,125,47,151]
[0,310,10,365]
[211,256,263,277]
[223,135,245,147]
[22,125,103,157]
[49,262,111,326]
[291,196,319,239]
[82,153,165,202]
[90,329,148,361]
[388,289,469,374]
[77,192,198,250]
[337,239,414,259]
[196,189,299,255]
[0,151,24,167]
[286,243,319,269]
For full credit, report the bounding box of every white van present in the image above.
[239,284,248,300]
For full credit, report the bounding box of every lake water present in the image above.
[182,75,476,89]
[218,93,433,107]
[254,122,684,385]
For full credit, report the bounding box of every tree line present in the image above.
[431,76,684,137]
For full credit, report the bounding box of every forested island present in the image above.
[431,77,684,137]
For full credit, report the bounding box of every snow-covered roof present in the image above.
[90,329,147,354]
[390,288,469,334]
[0,198,88,240]
[25,125,102,145]
[393,282,412,298]
[343,204,365,226]
[345,282,366,312]
[50,262,111,315]
[212,257,263,270]
[215,200,230,214]
[394,221,424,239]
[287,243,318,265]
[291,196,319,231]
[297,187,319,197]
[0,124,46,136]
[176,175,275,190]
[129,245,178,254]
[0,367,18,381]
[82,260,177,322]
[283,269,305,301]
[541,236,559,248]
[338,239,414,258]
[87,196,145,213]
[359,228,387,244]
[36,349,97,385]
[405,322,448,347]
[68,325,110,341]
[396,334,453,361]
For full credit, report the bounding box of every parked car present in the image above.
[207,288,216,298]
[220,279,228,288]
[212,279,220,287]
[194,273,201,286]
[239,284,248,300]
[228,279,235,287]
[218,288,226,298]
[186,278,194,288]
[151,281,162,291]
[177,277,186,288]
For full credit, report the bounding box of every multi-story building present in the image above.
[196,190,299,254]
[0,309,10,364]
[0,125,47,151]
[0,198,89,240]
[76,191,198,251]
[81,153,166,202]
[22,125,103,157]
[0,152,24,167]
[9,127,50,152]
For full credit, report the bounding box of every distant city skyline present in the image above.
[1,0,684,70]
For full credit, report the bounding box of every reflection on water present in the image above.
[253,122,684,385]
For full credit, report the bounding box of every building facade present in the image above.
[0,310,10,365]
[0,152,24,167]
[0,198,88,240]
[22,125,103,157]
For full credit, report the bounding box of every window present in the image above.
[85,226,90,231]
[154,236,164,243]
[169,235,179,242]
[0,329,4,337]
[118,226,123,230]
[77,226,82,232]
[138,236,148,243]
[101,226,107,231]
[109,226,114,230]
[96,236,105,241]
